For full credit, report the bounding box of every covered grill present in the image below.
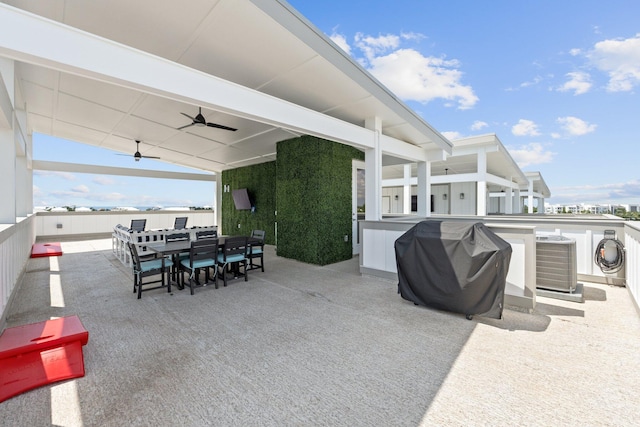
[395,221,512,319]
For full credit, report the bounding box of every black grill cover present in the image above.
[395,221,512,319]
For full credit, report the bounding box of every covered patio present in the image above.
[2,237,639,426]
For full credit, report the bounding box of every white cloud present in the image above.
[71,185,90,194]
[347,32,477,109]
[551,179,640,203]
[569,48,582,56]
[558,71,592,95]
[366,49,478,109]
[587,33,640,92]
[34,170,76,180]
[93,176,115,185]
[511,119,540,137]
[441,131,464,140]
[507,143,556,168]
[506,75,546,91]
[470,120,488,131]
[355,33,401,61]
[330,33,351,56]
[520,75,543,88]
[556,116,597,136]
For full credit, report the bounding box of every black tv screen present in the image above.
[232,188,252,210]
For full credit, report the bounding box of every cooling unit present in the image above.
[536,235,577,292]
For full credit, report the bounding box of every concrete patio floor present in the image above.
[2,237,639,426]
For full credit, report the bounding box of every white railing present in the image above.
[35,209,215,239]
[624,222,640,312]
[0,216,36,328]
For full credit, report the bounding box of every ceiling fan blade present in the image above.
[177,122,196,130]
[141,155,161,160]
[207,122,237,131]
[178,107,238,131]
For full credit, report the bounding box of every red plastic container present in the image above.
[0,315,89,402]
[30,242,63,258]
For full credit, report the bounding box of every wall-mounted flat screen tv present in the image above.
[232,188,252,210]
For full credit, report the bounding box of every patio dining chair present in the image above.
[217,236,249,287]
[247,229,265,272]
[130,218,146,232]
[179,238,218,295]
[196,229,218,240]
[128,242,173,299]
[173,216,188,229]
[165,232,190,256]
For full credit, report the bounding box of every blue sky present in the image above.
[33,134,215,209]
[34,1,640,208]
[289,0,640,206]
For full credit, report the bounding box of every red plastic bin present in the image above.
[0,315,89,402]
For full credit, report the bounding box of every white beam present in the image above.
[32,160,216,181]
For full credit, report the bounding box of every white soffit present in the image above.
[2,0,451,174]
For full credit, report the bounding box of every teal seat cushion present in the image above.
[250,247,263,254]
[218,254,245,264]
[181,259,215,269]
[140,258,172,272]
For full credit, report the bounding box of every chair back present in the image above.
[196,229,218,240]
[130,219,146,232]
[127,242,142,271]
[173,216,188,229]
[166,232,190,243]
[189,238,218,267]
[221,236,248,261]
[249,230,265,256]
[251,229,265,243]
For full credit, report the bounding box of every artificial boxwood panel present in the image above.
[276,135,364,265]
[221,162,276,245]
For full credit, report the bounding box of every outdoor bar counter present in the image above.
[359,218,537,312]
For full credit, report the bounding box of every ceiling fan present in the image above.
[177,106,237,131]
[117,140,160,162]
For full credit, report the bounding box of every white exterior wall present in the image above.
[35,210,215,238]
[383,182,477,215]
[450,182,477,215]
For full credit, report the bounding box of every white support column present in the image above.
[514,188,522,213]
[215,176,222,233]
[476,149,487,216]
[0,57,15,223]
[364,117,382,221]
[15,109,31,217]
[538,197,545,215]
[402,164,411,214]
[505,183,513,214]
[0,128,15,223]
[527,180,534,214]
[416,161,431,217]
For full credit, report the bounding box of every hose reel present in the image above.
[594,230,625,274]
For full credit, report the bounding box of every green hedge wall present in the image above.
[221,162,276,245]
[276,136,364,265]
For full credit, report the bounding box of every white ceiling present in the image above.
[3,0,450,174]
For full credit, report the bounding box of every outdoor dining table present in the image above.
[146,235,260,288]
